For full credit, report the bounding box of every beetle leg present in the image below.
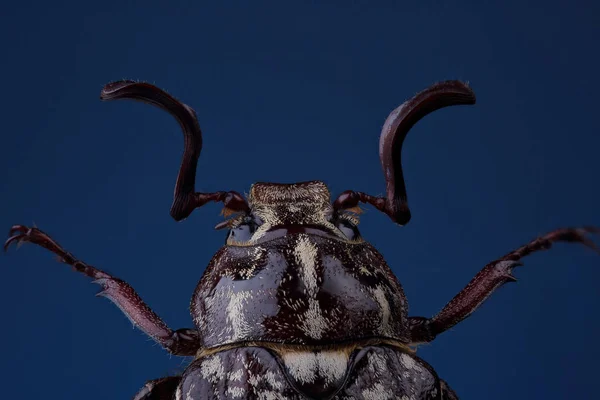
[133,376,181,400]
[4,225,200,356]
[409,227,599,344]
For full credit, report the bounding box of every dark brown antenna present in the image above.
[333,80,476,225]
[100,81,249,221]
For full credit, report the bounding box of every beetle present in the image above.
[5,80,598,399]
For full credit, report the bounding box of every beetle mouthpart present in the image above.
[334,80,476,225]
[214,214,247,230]
[100,80,250,221]
[343,206,364,215]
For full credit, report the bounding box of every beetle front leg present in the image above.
[409,227,599,344]
[4,225,199,356]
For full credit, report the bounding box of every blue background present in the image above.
[1,1,599,399]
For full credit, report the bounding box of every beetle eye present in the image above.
[226,215,262,243]
[335,218,361,241]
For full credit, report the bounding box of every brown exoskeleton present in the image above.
[5,80,598,399]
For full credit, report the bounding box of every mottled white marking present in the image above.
[247,371,284,391]
[256,391,286,400]
[282,350,348,385]
[300,298,329,339]
[234,246,266,278]
[200,355,225,383]
[400,353,423,372]
[250,246,264,260]
[400,352,415,368]
[315,351,348,384]
[249,181,330,203]
[362,382,394,400]
[226,290,254,341]
[372,286,393,336]
[265,371,284,389]
[282,351,317,383]
[294,235,319,292]
[227,369,244,382]
[246,368,286,400]
[175,386,182,400]
[226,386,245,398]
[185,382,196,400]
[293,235,331,339]
[265,372,283,389]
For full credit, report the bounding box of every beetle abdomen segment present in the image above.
[177,345,453,399]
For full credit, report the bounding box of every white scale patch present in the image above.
[371,285,393,336]
[185,383,196,400]
[225,290,255,341]
[227,369,244,382]
[400,353,423,373]
[226,386,245,398]
[234,246,267,279]
[262,371,284,389]
[226,368,247,398]
[293,235,330,339]
[361,382,395,400]
[361,352,418,400]
[200,355,225,383]
[256,391,286,400]
[294,235,319,292]
[301,299,328,339]
[281,350,349,385]
[247,369,286,400]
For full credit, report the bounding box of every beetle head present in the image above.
[219,181,362,246]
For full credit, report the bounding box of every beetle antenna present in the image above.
[333,80,476,225]
[100,81,250,221]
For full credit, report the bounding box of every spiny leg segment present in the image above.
[409,227,599,343]
[4,225,199,356]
